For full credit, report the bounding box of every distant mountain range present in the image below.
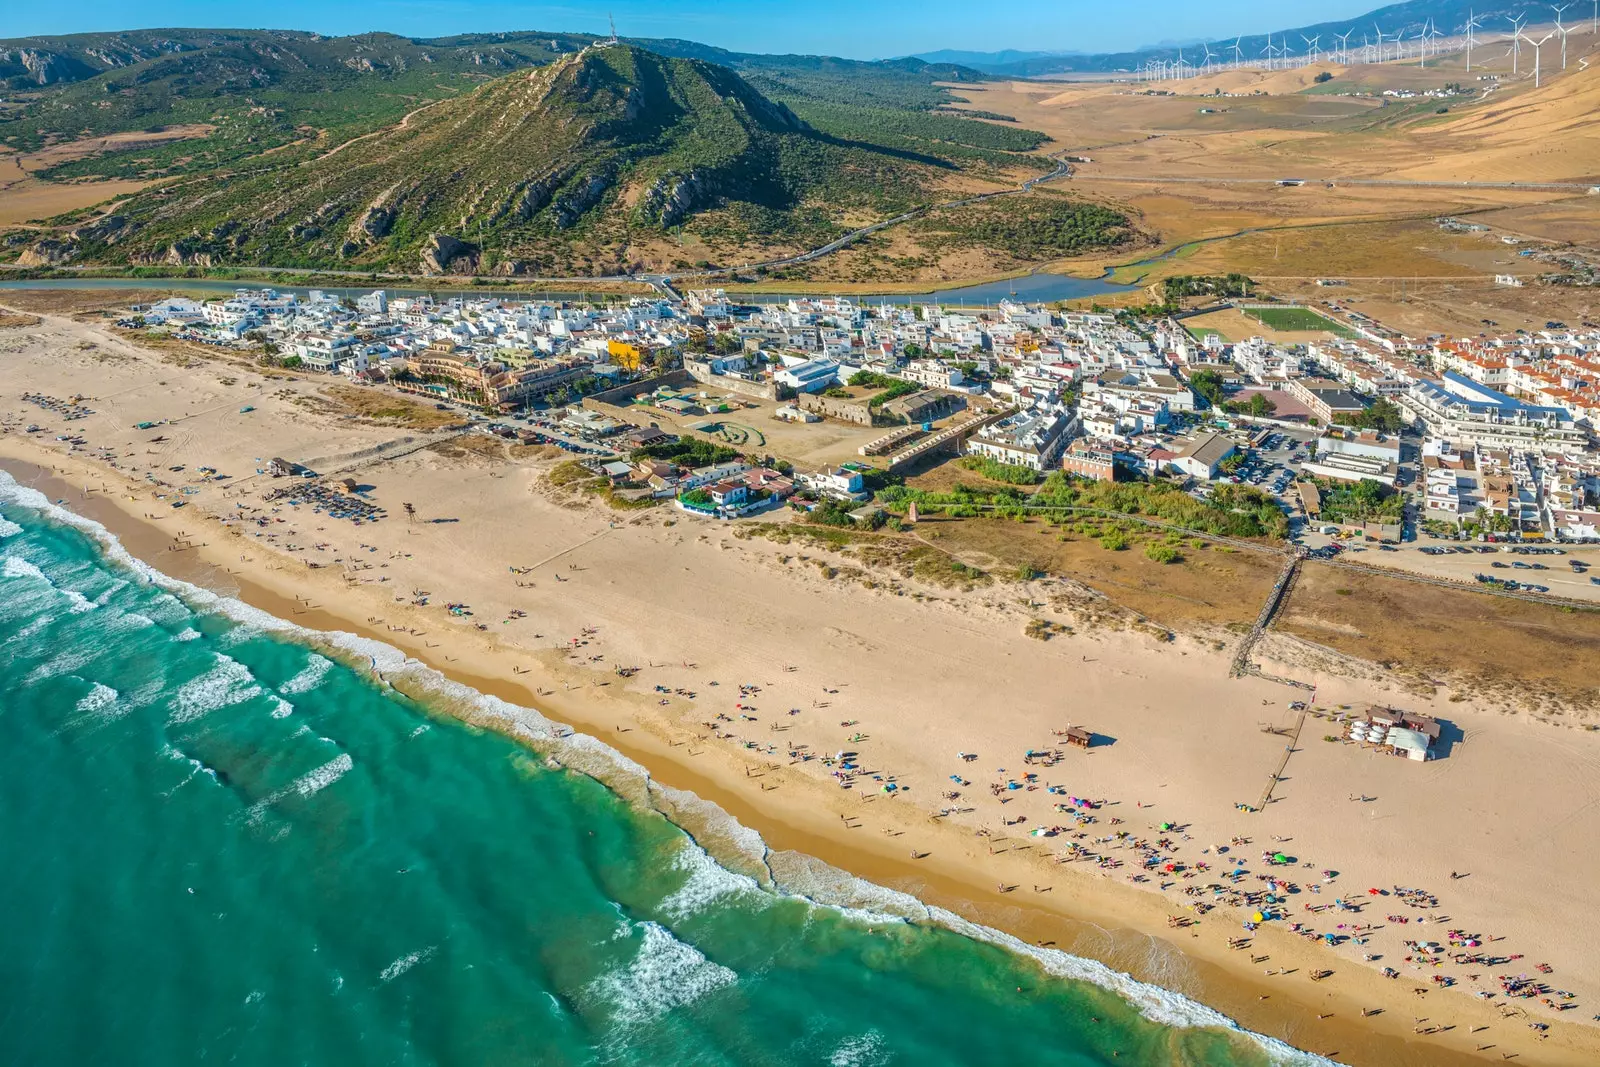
[909,0,1559,75]
[0,27,983,93]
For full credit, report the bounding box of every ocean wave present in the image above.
[74,681,121,719]
[3,554,93,614]
[0,471,1338,1066]
[0,514,23,538]
[829,1031,888,1067]
[105,610,155,633]
[169,654,262,725]
[589,921,736,1026]
[280,654,332,695]
[378,945,436,983]
[268,696,294,719]
[658,840,764,923]
[0,554,47,583]
[292,754,353,798]
[24,647,99,685]
[63,589,96,613]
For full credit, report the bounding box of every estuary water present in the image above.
[0,471,1321,1067]
[0,273,1131,306]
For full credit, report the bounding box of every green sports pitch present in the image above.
[1241,306,1354,336]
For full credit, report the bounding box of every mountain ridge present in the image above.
[43,43,964,277]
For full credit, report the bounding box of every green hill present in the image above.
[60,44,973,277]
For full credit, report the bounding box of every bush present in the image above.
[1100,531,1129,551]
[958,454,1040,485]
[632,439,739,467]
[1144,543,1181,564]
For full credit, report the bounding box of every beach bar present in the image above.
[1062,727,1092,750]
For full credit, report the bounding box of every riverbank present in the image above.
[4,306,1599,1065]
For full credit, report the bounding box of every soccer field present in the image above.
[1242,306,1354,335]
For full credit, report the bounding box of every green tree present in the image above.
[1188,369,1227,407]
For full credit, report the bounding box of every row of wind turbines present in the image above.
[1135,3,1596,90]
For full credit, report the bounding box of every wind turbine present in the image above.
[1335,29,1354,65]
[1373,25,1387,63]
[1202,43,1217,75]
[1520,30,1554,87]
[1552,4,1570,70]
[1507,14,1527,74]
[1302,34,1322,63]
[1230,36,1244,69]
[1464,11,1482,73]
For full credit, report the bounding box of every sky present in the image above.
[7,1,1380,59]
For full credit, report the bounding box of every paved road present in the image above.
[1071,173,1597,193]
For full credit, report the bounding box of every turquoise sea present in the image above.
[0,471,1324,1067]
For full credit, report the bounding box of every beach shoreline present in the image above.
[4,306,1599,1066]
[1,452,1591,1067]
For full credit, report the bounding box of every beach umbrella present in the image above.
[1273,853,1287,863]
[1252,912,1266,923]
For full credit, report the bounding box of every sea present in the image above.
[0,470,1328,1067]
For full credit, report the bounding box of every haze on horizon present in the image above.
[6,0,1380,62]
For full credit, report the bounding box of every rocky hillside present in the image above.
[55,44,958,277]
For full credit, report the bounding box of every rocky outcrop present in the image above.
[512,166,576,221]
[163,238,216,267]
[359,206,395,240]
[420,233,478,274]
[551,169,613,229]
[72,214,129,245]
[639,169,719,228]
[17,238,79,267]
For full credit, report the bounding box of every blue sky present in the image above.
[9,1,1379,59]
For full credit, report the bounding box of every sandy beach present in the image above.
[4,304,1600,1066]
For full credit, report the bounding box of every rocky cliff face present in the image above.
[420,233,478,274]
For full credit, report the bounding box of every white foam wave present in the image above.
[105,610,155,632]
[829,1031,887,1067]
[589,921,735,1026]
[9,613,55,641]
[0,516,23,538]
[24,646,97,685]
[268,696,294,719]
[174,628,201,641]
[63,589,96,613]
[1,554,45,581]
[378,945,436,983]
[659,841,763,923]
[280,655,332,695]
[0,471,1338,1066]
[169,654,262,725]
[292,754,353,798]
[74,682,121,719]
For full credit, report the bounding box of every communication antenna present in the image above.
[608,14,619,44]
